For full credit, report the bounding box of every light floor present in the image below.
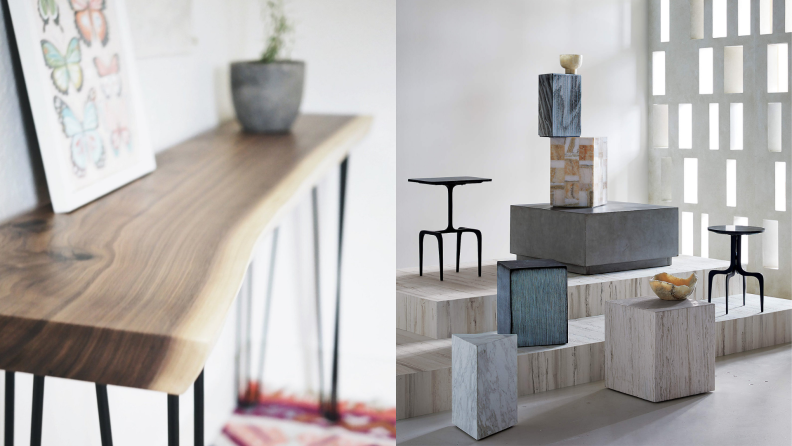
[397,343,792,445]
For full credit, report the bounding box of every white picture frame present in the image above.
[7,0,155,213]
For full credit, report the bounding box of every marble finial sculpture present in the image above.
[649,272,698,300]
[539,54,582,137]
[560,54,582,74]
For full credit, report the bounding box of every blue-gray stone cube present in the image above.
[497,259,568,347]
[539,74,581,137]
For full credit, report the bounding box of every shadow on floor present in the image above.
[400,385,704,445]
[399,344,791,446]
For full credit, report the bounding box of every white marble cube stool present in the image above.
[452,333,517,440]
[605,296,715,402]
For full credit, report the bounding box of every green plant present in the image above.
[260,0,294,63]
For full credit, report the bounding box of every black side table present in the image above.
[707,225,765,314]
[408,176,491,280]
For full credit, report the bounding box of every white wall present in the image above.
[0,0,395,444]
[396,0,649,268]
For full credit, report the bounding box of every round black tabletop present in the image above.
[708,225,765,235]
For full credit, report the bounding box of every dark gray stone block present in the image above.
[497,259,568,347]
[510,202,679,275]
[538,74,581,137]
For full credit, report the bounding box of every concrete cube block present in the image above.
[510,202,679,274]
[497,260,568,347]
[550,137,607,208]
[452,333,518,440]
[605,296,715,402]
[538,73,581,137]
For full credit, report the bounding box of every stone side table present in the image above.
[605,296,715,402]
[452,334,517,440]
[497,259,568,347]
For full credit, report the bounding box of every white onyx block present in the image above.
[605,296,715,402]
[452,333,517,440]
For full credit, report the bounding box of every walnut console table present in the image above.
[0,114,371,446]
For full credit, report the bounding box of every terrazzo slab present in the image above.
[605,296,716,402]
[451,334,517,440]
[396,294,791,419]
[397,256,730,339]
[550,137,607,207]
[538,73,581,137]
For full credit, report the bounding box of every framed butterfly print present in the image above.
[7,0,155,213]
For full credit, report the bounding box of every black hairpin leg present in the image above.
[95,384,113,446]
[734,240,764,313]
[725,271,735,314]
[312,187,326,410]
[326,156,348,421]
[458,228,482,277]
[255,228,279,400]
[708,235,739,315]
[419,231,444,281]
[419,231,425,276]
[31,375,44,446]
[4,371,13,446]
[194,370,204,446]
[168,394,178,446]
[456,231,462,273]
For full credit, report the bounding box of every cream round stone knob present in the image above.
[560,54,582,74]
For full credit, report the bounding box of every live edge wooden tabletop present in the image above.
[0,114,371,395]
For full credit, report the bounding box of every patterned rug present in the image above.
[216,390,395,446]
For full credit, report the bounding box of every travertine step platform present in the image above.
[396,295,791,420]
[397,255,730,339]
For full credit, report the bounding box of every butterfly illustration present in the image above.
[41,38,83,95]
[38,0,60,32]
[94,54,121,98]
[54,89,105,177]
[110,124,131,154]
[69,0,108,47]
[101,99,132,155]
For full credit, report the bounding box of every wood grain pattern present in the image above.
[712,295,792,356]
[397,256,730,339]
[0,115,371,394]
[605,296,715,402]
[396,295,791,419]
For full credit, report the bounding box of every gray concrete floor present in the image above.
[397,343,792,445]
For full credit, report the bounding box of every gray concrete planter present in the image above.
[230,61,305,133]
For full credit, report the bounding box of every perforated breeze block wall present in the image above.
[648,0,791,299]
